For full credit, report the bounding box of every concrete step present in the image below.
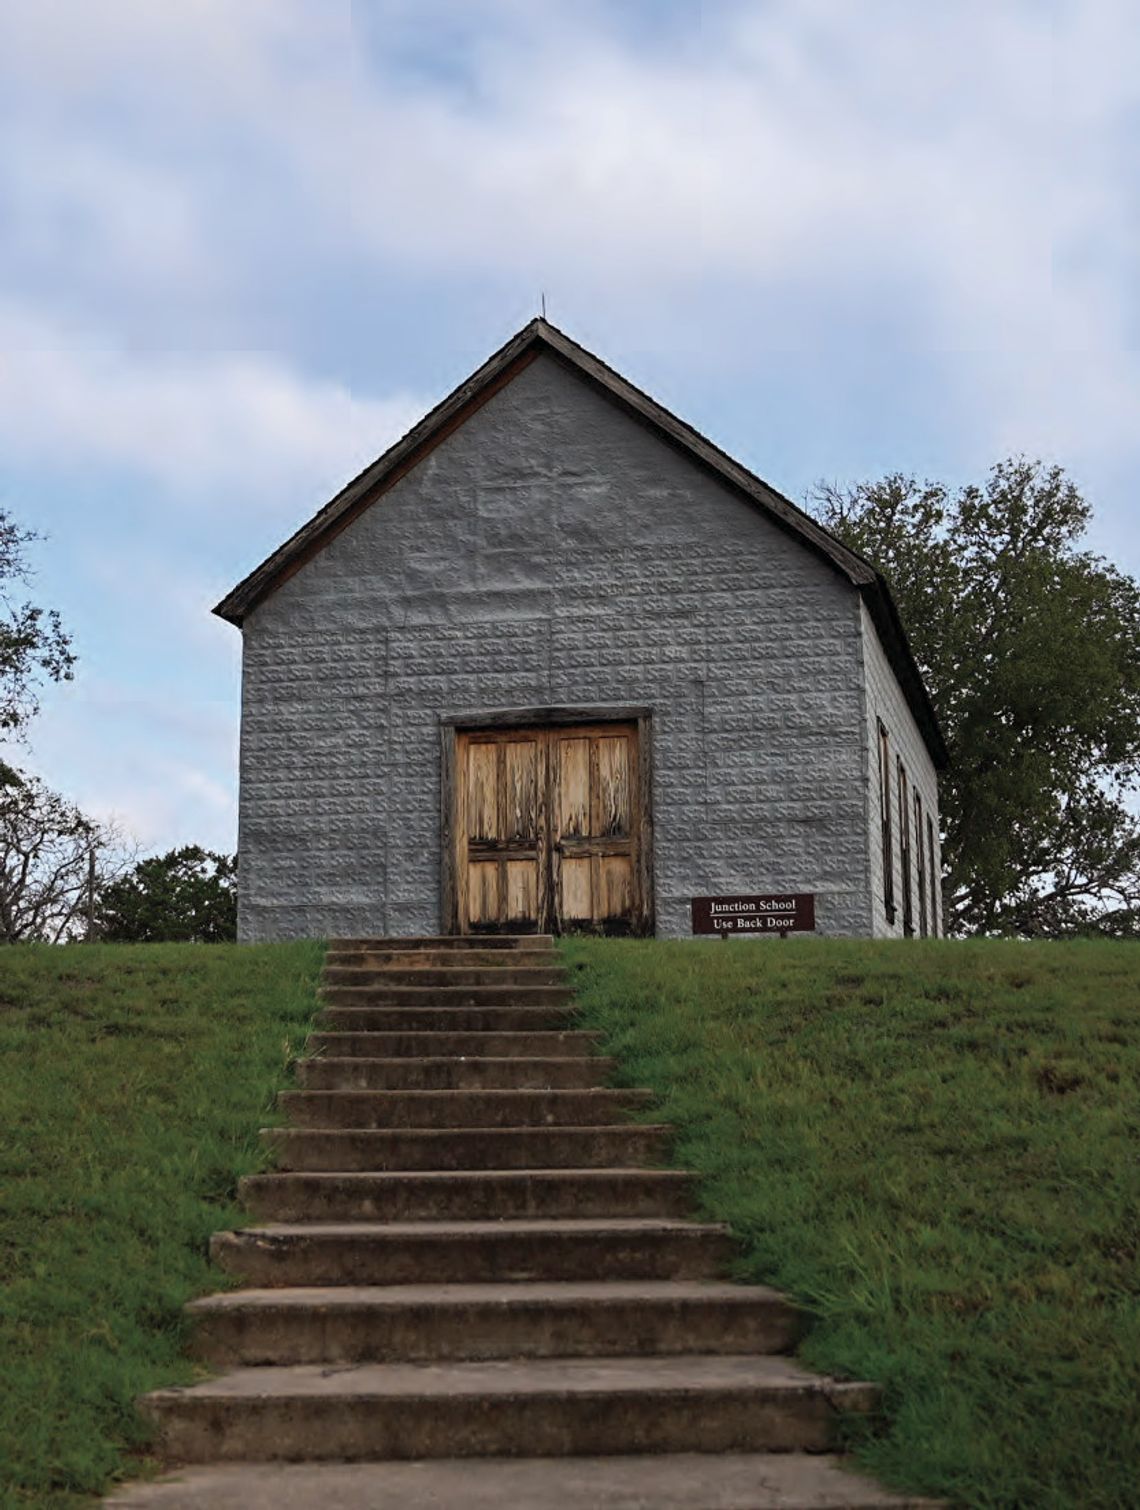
[104,1453,944,1508]
[295,1056,613,1090]
[278,1087,653,1129]
[326,948,562,970]
[322,965,569,989]
[330,935,554,951]
[305,1029,602,1059]
[317,1005,577,1033]
[238,1169,696,1223]
[321,984,576,1008]
[140,1354,879,1463]
[211,1219,733,1287]
[187,1279,802,1366]
[263,1124,672,1172]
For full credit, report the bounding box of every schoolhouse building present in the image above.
[215,319,947,942]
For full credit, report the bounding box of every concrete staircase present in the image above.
[120,937,934,1508]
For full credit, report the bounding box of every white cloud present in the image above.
[0,3,1126,301]
[343,0,1135,480]
[5,142,214,296]
[4,4,1135,401]
[6,0,1134,471]
[84,756,238,855]
[0,303,426,508]
[8,676,240,853]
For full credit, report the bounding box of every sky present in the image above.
[1,0,1138,856]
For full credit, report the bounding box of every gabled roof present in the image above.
[213,318,948,769]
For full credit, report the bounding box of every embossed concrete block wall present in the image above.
[238,353,888,941]
[858,603,942,937]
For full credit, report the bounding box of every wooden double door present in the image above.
[451,722,648,935]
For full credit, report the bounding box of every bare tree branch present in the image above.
[0,773,128,942]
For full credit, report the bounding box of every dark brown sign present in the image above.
[691,893,816,936]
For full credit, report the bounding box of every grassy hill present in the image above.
[564,936,1140,1510]
[0,941,323,1507]
[2,936,1136,1506]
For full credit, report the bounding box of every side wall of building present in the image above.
[857,602,942,937]
[237,353,878,941]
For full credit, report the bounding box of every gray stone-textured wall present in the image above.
[237,352,881,940]
[857,602,942,937]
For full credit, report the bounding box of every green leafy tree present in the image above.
[98,846,237,943]
[812,460,1140,936]
[0,512,75,779]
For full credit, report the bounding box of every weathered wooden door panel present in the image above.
[595,736,632,837]
[467,861,501,927]
[558,855,594,923]
[600,854,634,919]
[457,733,545,933]
[454,721,644,935]
[466,743,500,843]
[505,858,537,924]
[550,726,639,932]
[504,741,538,844]
[557,738,591,838]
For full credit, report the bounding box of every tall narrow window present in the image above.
[927,814,939,938]
[877,721,895,921]
[915,790,928,937]
[898,758,913,936]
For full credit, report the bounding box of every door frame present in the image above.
[440,704,655,937]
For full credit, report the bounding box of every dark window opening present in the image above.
[898,758,914,937]
[915,790,928,938]
[877,720,895,922]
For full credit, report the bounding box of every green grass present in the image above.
[0,941,324,1508]
[562,937,1140,1510]
[4,935,1136,1506]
